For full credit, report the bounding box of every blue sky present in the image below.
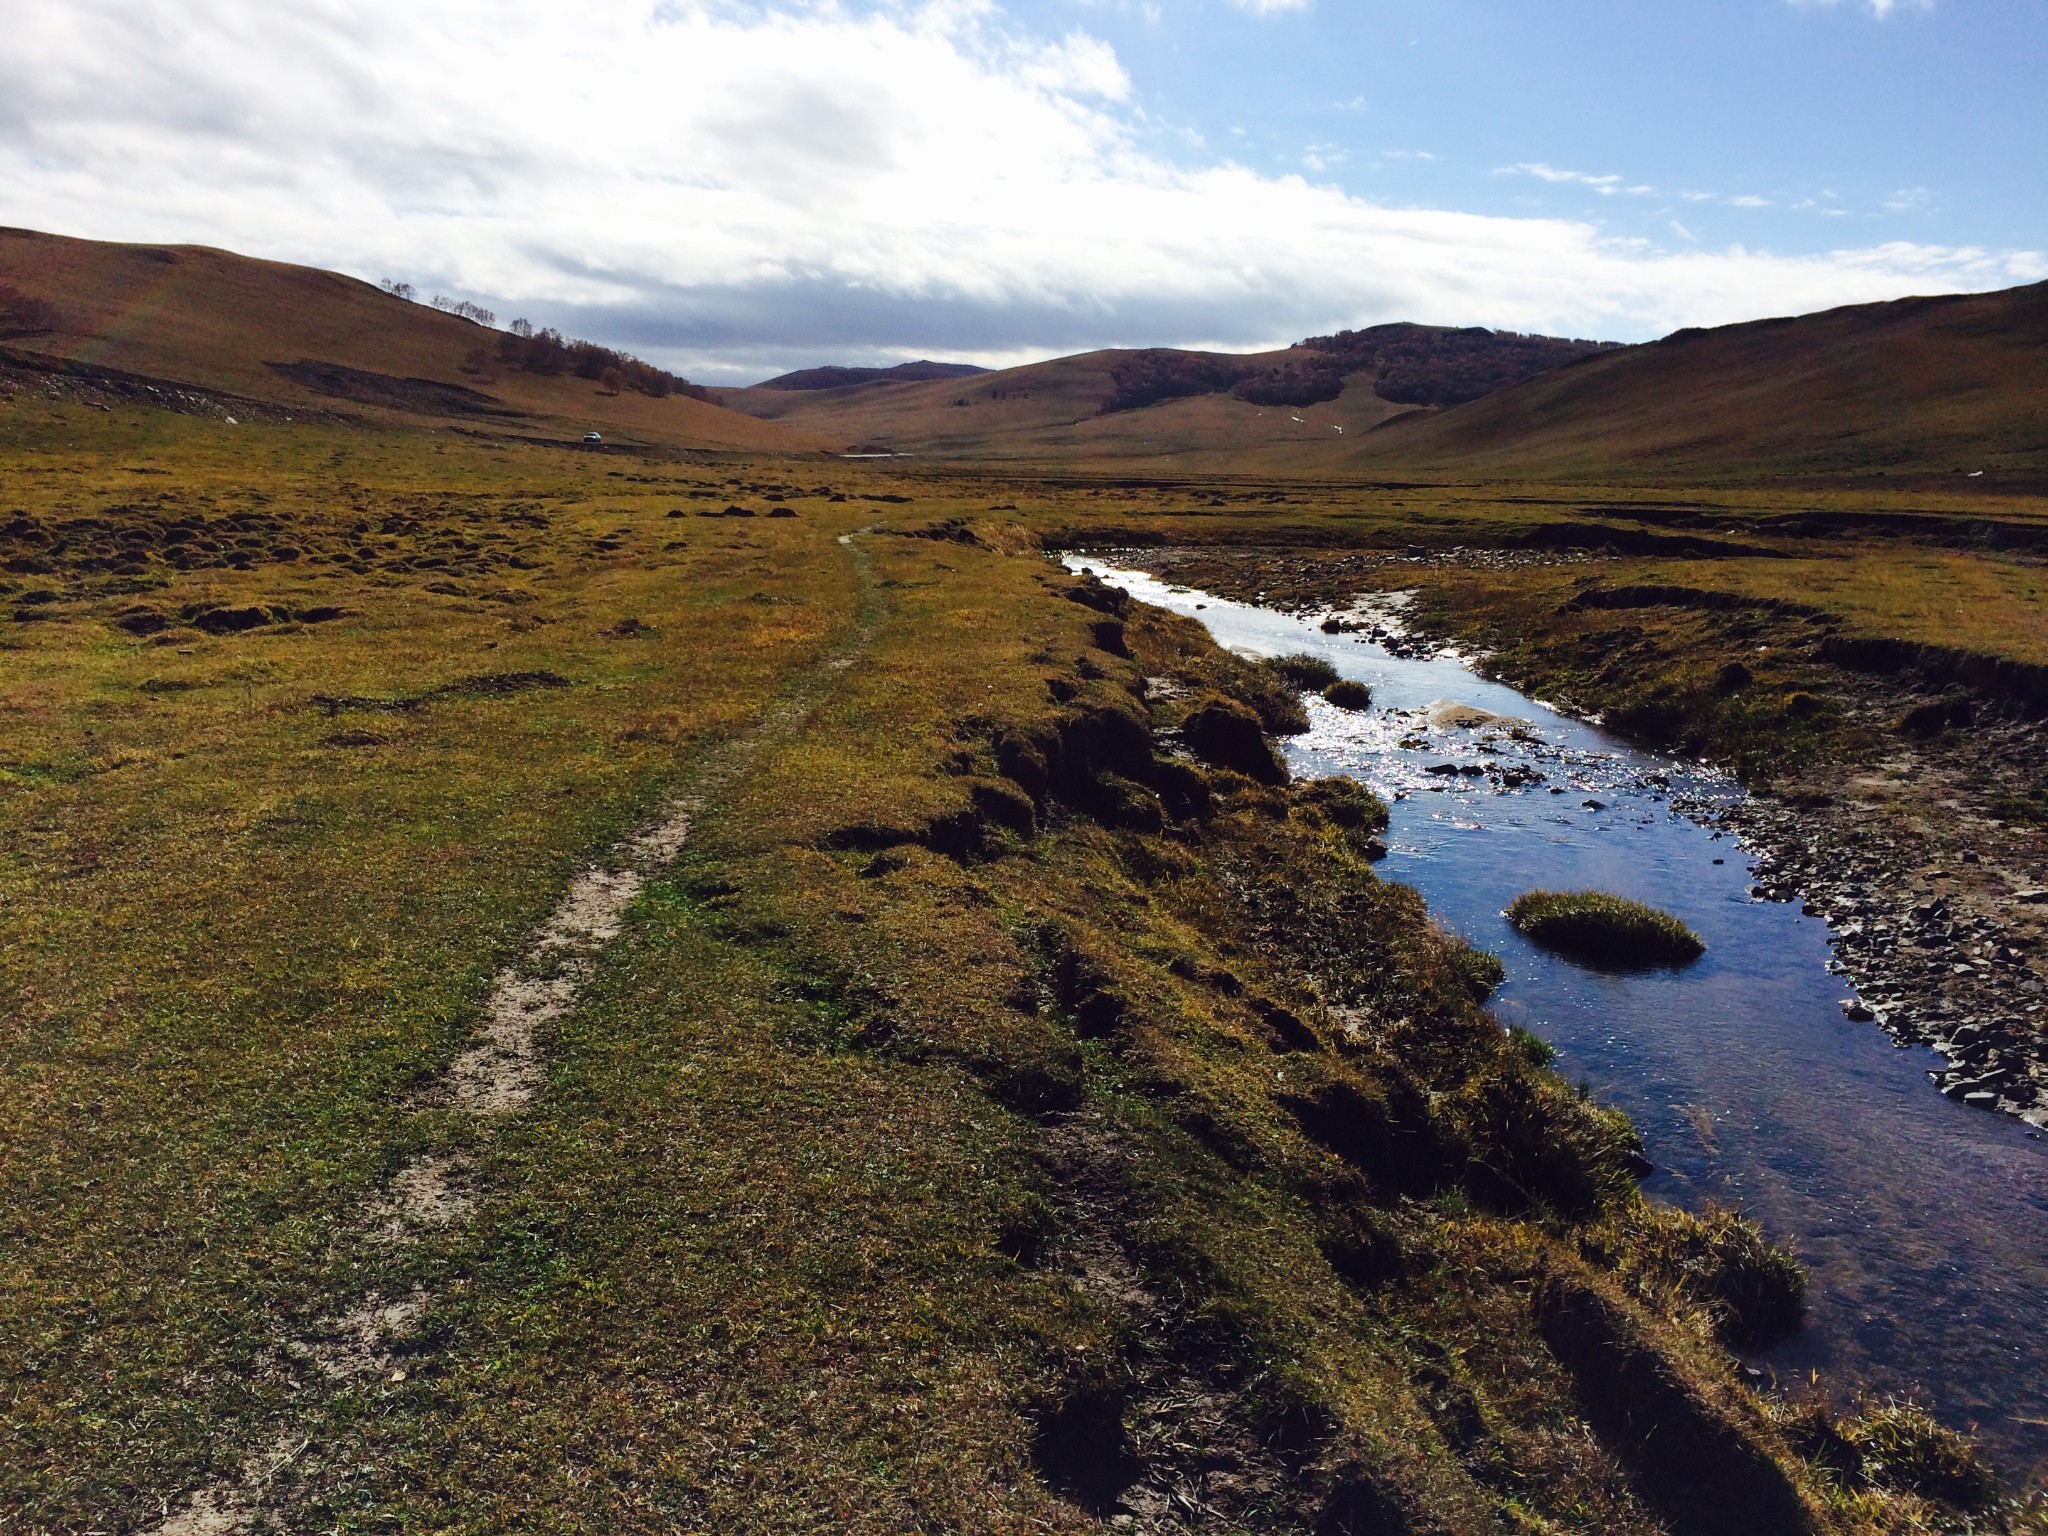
[2,0,2042,380]
[1068,0,2046,262]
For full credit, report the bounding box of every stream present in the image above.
[1070,557,2048,1485]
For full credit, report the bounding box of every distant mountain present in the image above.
[1296,323,1620,407]
[715,324,1619,464]
[0,227,819,452]
[757,360,990,391]
[1095,326,1617,415]
[1354,282,2048,481]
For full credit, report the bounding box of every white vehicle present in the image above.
[582,431,603,444]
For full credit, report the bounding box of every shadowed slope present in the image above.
[757,360,989,390]
[0,227,821,452]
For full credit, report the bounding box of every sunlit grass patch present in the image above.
[1774,1395,1998,1513]
[1586,1201,1805,1348]
[1505,889,1704,968]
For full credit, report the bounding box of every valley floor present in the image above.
[0,400,2026,1530]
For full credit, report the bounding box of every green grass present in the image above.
[1266,652,1339,690]
[1505,890,1706,968]
[0,395,1993,1531]
[1017,485,2048,790]
[1586,1202,1807,1348]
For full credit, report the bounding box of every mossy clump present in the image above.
[1446,944,1505,1002]
[1267,652,1339,690]
[1588,1202,1806,1347]
[1182,697,1287,784]
[1844,1402,1998,1509]
[1505,890,1704,969]
[1776,1398,1997,1511]
[1322,679,1373,711]
[1296,774,1388,832]
[1235,661,1313,734]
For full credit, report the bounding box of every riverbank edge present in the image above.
[1096,544,2048,1139]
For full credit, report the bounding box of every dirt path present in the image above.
[147,539,879,1535]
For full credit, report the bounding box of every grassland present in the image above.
[4,388,2023,1532]
[992,474,2048,771]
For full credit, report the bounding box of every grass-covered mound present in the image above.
[1587,1202,1806,1348]
[1267,652,1339,690]
[1506,889,1705,968]
[1322,678,1372,710]
[1775,1397,1997,1512]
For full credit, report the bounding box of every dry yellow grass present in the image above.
[0,227,822,451]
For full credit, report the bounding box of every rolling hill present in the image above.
[1351,281,2048,483]
[756,360,988,390]
[717,283,2047,484]
[0,227,818,453]
[7,225,2037,483]
[714,327,1615,467]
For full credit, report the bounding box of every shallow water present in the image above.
[1071,558,2048,1482]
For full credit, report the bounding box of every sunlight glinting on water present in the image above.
[1072,556,2048,1481]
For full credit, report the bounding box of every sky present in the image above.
[2,0,2043,383]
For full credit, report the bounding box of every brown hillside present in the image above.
[1354,282,2048,483]
[0,227,820,452]
[717,327,1612,467]
[718,348,1413,465]
[757,360,988,390]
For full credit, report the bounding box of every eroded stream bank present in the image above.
[1069,556,2048,1486]
[1132,543,2048,1129]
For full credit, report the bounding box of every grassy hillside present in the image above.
[758,360,990,389]
[720,349,1407,463]
[716,327,1612,467]
[0,227,819,453]
[715,281,2048,484]
[0,387,2001,1530]
[1354,282,2048,485]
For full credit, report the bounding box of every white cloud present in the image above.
[0,0,2033,381]
[1499,162,1655,198]
[1230,0,1312,13]
[1791,0,1931,16]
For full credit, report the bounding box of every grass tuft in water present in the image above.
[1267,652,1339,690]
[1505,889,1704,968]
[1322,679,1372,711]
